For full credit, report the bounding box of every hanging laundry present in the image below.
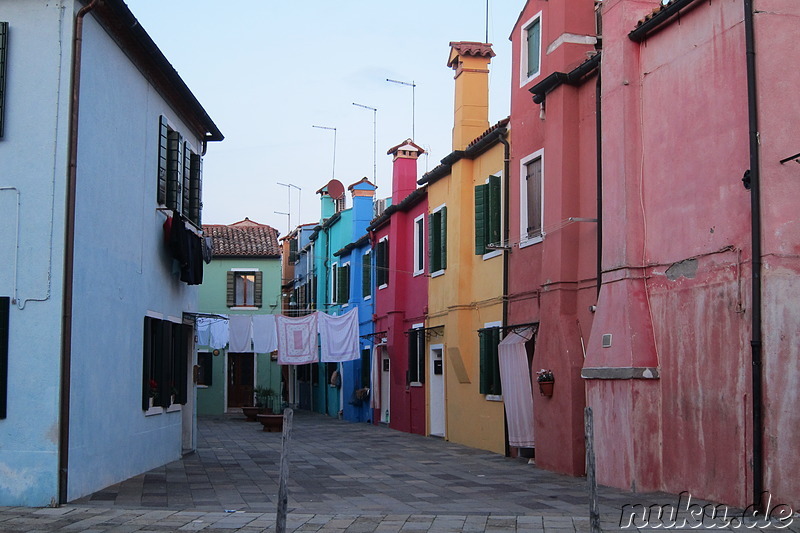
[370,345,381,410]
[228,315,253,352]
[276,313,318,365]
[498,327,537,448]
[209,316,229,350]
[201,235,213,264]
[196,316,214,346]
[318,308,360,363]
[252,314,278,353]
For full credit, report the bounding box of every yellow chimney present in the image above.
[448,41,495,150]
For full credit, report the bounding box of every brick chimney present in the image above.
[348,177,377,238]
[448,41,495,150]
[387,139,425,204]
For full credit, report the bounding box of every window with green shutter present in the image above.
[525,156,543,239]
[157,116,203,225]
[362,251,372,298]
[0,296,8,419]
[0,22,8,139]
[142,316,191,410]
[429,206,447,273]
[475,175,501,255]
[166,130,183,211]
[360,348,371,388]
[337,263,350,304]
[408,327,426,384]
[526,17,541,78]
[479,326,502,395]
[376,239,389,287]
[227,271,262,308]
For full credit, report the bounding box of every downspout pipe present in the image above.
[498,129,511,457]
[743,0,764,510]
[60,0,99,504]
[596,71,602,297]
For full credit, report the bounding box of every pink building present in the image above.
[368,140,429,434]
[507,0,600,474]
[584,0,800,509]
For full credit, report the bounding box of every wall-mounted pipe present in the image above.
[0,187,20,305]
[60,0,99,505]
[743,0,764,511]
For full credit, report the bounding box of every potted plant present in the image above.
[536,369,554,397]
[254,386,275,414]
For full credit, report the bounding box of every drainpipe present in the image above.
[498,128,511,457]
[743,0,763,510]
[60,0,99,504]
[595,71,603,297]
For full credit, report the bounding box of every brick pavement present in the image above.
[0,410,796,532]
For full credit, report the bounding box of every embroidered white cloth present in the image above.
[252,314,278,353]
[228,315,253,352]
[370,345,381,409]
[209,316,229,350]
[196,317,213,346]
[318,308,360,363]
[276,313,319,365]
[498,327,536,447]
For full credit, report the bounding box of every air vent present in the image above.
[601,334,612,348]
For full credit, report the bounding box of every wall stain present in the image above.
[665,258,698,281]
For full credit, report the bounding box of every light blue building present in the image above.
[0,1,221,506]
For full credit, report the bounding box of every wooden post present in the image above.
[276,408,293,533]
[585,407,602,532]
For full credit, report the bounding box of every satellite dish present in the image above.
[326,179,345,200]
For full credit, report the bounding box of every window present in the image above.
[0,296,8,419]
[197,352,213,386]
[429,206,447,274]
[475,174,501,255]
[362,250,372,298]
[413,214,425,276]
[520,151,544,246]
[336,262,350,304]
[0,22,8,139]
[360,348,371,388]
[479,324,502,396]
[407,325,425,385]
[142,316,190,410]
[289,238,298,263]
[520,13,542,85]
[158,115,203,226]
[376,238,389,288]
[226,270,263,308]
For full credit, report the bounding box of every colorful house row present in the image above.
[0,0,222,506]
[282,0,799,511]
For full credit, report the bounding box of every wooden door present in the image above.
[227,353,254,408]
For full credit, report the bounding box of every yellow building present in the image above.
[419,42,509,454]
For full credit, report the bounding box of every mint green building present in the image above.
[197,219,282,415]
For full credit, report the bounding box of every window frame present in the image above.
[337,261,351,305]
[227,269,263,308]
[413,214,425,276]
[142,315,190,412]
[331,262,338,305]
[376,237,389,289]
[0,22,8,139]
[362,249,372,300]
[157,115,203,227]
[519,11,543,87]
[429,204,447,277]
[519,149,544,248]
[408,323,425,386]
[475,173,503,259]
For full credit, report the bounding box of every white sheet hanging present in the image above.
[252,314,278,353]
[228,315,253,352]
[196,317,213,346]
[318,308,360,363]
[498,327,536,448]
[370,344,381,410]
[276,313,319,365]
[209,316,229,350]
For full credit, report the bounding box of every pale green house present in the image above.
[197,218,283,415]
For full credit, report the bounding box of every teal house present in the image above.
[197,219,283,415]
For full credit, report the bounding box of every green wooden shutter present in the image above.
[142,317,152,411]
[254,271,263,308]
[362,251,371,298]
[479,330,488,394]
[0,297,9,418]
[226,271,236,307]
[475,184,487,255]
[360,348,371,388]
[157,116,168,205]
[166,131,183,211]
[490,328,502,395]
[407,330,416,383]
[344,264,351,302]
[417,327,426,384]
[439,206,447,270]
[158,320,172,408]
[189,153,203,226]
[488,175,501,247]
[0,22,8,139]
[428,214,437,272]
[527,18,541,77]
[182,144,191,218]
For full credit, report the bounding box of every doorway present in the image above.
[429,344,445,437]
[379,345,390,424]
[227,352,254,409]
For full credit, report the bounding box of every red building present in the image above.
[507,0,600,474]
[584,0,800,510]
[367,140,428,434]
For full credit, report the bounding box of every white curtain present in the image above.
[498,327,536,447]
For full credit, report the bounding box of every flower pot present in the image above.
[538,380,554,397]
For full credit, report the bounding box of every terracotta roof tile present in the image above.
[203,218,281,257]
[467,117,510,150]
[449,41,496,60]
[636,0,676,28]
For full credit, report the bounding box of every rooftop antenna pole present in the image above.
[312,125,337,180]
[352,102,378,187]
[277,182,302,230]
[386,78,416,140]
[485,0,490,43]
[274,211,290,235]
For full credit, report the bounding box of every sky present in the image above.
[124,1,523,235]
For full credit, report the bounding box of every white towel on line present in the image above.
[318,308,360,363]
[228,315,253,352]
[209,316,229,350]
[252,314,278,353]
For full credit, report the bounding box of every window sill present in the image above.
[166,403,182,413]
[519,235,543,249]
[363,295,372,301]
[485,394,503,402]
[229,306,259,310]
[413,270,424,277]
[430,270,445,278]
[520,71,541,89]
[410,382,424,388]
[378,284,388,290]
[144,406,162,417]
[482,250,502,261]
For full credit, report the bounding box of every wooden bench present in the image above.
[256,414,283,432]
